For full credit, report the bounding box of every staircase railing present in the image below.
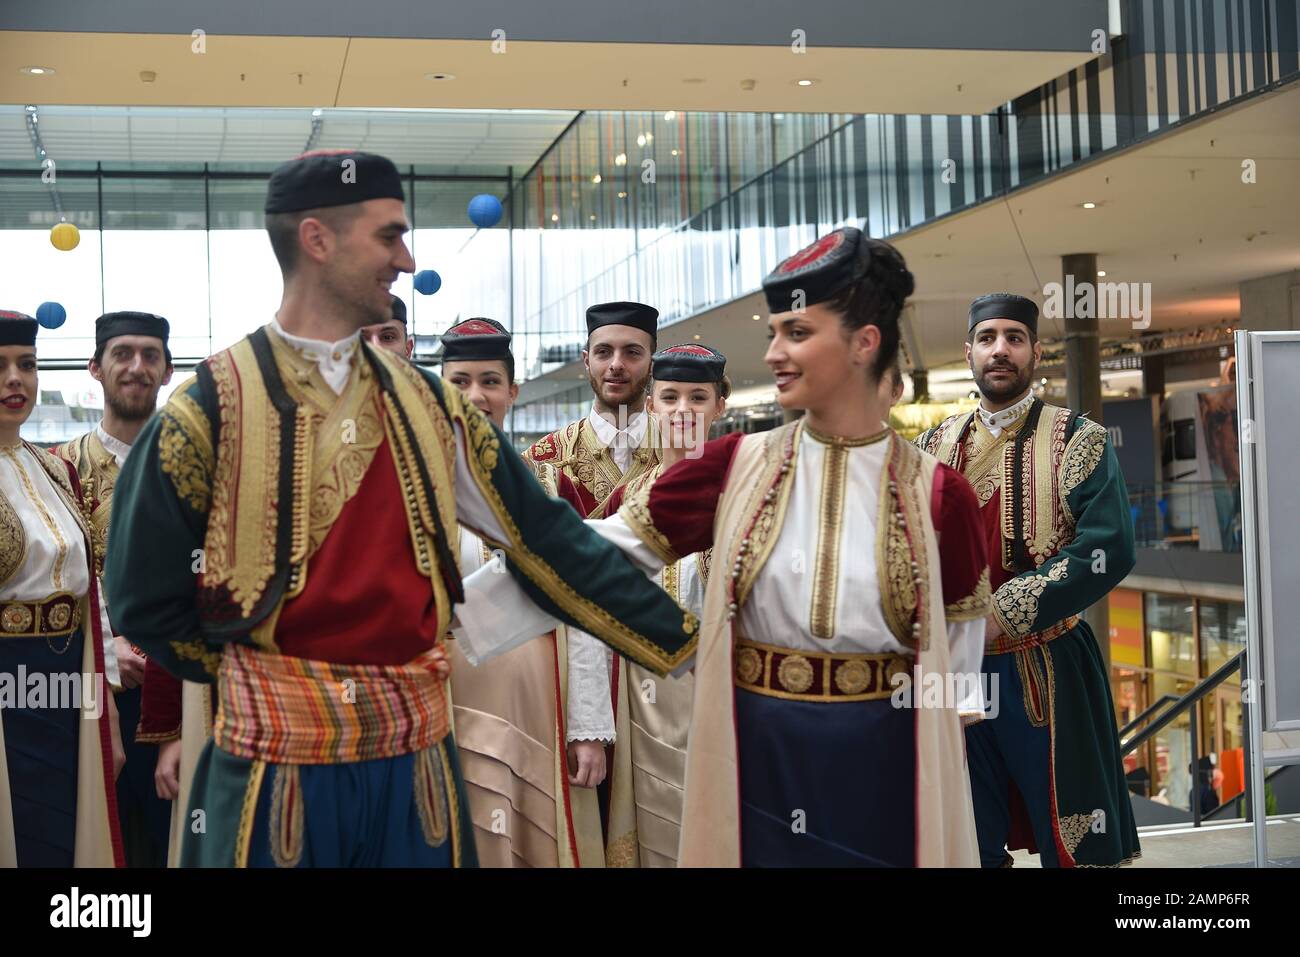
[1121,651,1245,828]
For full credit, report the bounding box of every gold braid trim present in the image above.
[234,759,267,868]
[268,764,305,868]
[0,487,27,588]
[606,830,638,868]
[945,566,991,622]
[414,743,450,848]
[1059,417,1108,526]
[876,434,932,651]
[729,423,800,611]
[159,409,214,513]
[445,385,695,674]
[170,637,223,678]
[993,557,1070,639]
[1058,812,1093,858]
[618,491,679,566]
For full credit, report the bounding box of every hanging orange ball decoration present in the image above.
[50,221,80,251]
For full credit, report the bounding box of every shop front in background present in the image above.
[1108,588,1245,814]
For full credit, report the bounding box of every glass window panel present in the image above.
[1145,593,1198,678]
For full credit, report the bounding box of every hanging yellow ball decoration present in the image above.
[50,221,80,251]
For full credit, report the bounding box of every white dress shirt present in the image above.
[976,389,1035,438]
[95,423,132,468]
[587,404,647,475]
[272,318,361,395]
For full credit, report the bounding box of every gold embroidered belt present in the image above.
[213,644,450,765]
[987,615,1081,656]
[733,635,912,703]
[0,592,80,637]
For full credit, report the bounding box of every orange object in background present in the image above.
[1221,747,1244,803]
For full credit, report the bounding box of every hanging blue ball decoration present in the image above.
[467,194,503,229]
[414,269,442,296]
[36,301,67,329]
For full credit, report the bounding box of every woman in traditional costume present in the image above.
[597,343,727,867]
[0,309,124,867]
[441,317,614,867]
[462,228,993,867]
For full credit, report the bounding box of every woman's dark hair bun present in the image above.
[861,237,915,309]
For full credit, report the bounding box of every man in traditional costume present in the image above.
[522,301,660,515]
[57,310,173,867]
[1,309,124,867]
[438,317,612,866]
[458,228,990,866]
[595,343,727,867]
[104,150,696,868]
[917,292,1140,867]
[363,295,413,359]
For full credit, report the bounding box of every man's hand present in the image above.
[567,740,607,788]
[984,613,1005,648]
[106,692,126,780]
[155,739,183,801]
[113,636,146,689]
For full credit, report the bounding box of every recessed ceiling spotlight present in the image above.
[21,66,55,76]
[693,334,702,340]
[1081,201,1097,209]
[663,111,677,121]
[751,314,761,321]
[796,78,815,87]
[423,73,456,82]
[550,213,559,222]
[617,191,627,199]
[670,149,679,156]
[591,173,602,184]
[636,134,647,147]
[1097,270,1107,277]
[614,152,627,166]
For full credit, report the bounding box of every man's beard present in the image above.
[974,361,1033,404]
[105,384,159,423]
[327,270,390,327]
[588,368,651,415]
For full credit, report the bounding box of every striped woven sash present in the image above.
[213,644,450,764]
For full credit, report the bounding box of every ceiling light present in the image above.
[636,134,647,147]
[1081,201,1097,209]
[591,173,602,184]
[21,66,55,76]
[670,149,679,156]
[423,73,456,81]
[617,191,627,199]
[663,111,677,121]
[693,334,702,340]
[589,214,597,221]
[550,213,559,222]
[796,79,815,87]
[614,153,627,166]
[751,314,761,321]
[312,108,323,117]
[1097,270,1107,277]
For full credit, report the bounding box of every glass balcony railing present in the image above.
[1128,481,1243,554]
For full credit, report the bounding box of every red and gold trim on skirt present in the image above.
[987,615,1080,656]
[733,635,912,703]
[213,643,450,764]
